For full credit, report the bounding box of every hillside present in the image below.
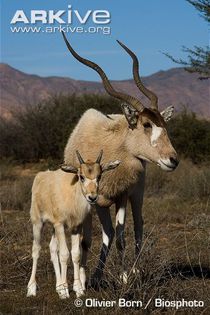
[0,63,209,118]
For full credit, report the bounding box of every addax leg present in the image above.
[115,194,127,284]
[54,223,70,299]
[129,170,145,264]
[27,221,43,297]
[90,206,114,289]
[80,213,92,291]
[71,230,84,297]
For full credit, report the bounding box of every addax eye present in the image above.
[79,175,85,183]
[143,122,152,129]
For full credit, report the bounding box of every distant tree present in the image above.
[165,0,210,79]
[187,0,210,22]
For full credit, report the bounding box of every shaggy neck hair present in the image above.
[64,109,145,201]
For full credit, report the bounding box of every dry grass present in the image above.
[0,160,210,315]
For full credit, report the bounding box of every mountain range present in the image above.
[0,63,209,118]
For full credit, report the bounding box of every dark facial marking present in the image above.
[140,108,166,128]
[79,175,85,183]
[80,163,102,180]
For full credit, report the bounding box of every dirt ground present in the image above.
[0,161,210,315]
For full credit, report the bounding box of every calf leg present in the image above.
[54,223,69,299]
[90,206,114,289]
[27,221,43,297]
[49,233,61,292]
[71,231,84,297]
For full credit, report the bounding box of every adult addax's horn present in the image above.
[62,32,145,113]
[117,40,158,110]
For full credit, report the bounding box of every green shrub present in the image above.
[0,94,120,161]
[168,110,210,163]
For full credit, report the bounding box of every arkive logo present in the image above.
[10,5,111,25]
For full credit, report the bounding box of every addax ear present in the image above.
[121,103,139,129]
[161,105,174,122]
[102,160,121,173]
[60,164,78,174]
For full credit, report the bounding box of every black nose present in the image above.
[88,196,97,202]
[170,157,179,167]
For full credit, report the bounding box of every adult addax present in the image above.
[62,32,179,287]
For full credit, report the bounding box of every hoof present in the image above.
[73,280,85,297]
[56,284,69,299]
[27,282,37,297]
[76,289,85,298]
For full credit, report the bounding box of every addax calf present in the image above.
[27,150,120,299]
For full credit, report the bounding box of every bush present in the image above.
[0,94,120,162]
[168,110,210,163]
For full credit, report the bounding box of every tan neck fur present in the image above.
[64,109,145,200]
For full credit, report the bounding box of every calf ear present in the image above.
[161,105,174,122]
[102,160,121,173]
[60,164,78,174]
[121,103,139,129]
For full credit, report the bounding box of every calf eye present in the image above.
[79,175,85,183]
[143,122,152,129]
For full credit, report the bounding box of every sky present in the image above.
[0,0,208,81]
